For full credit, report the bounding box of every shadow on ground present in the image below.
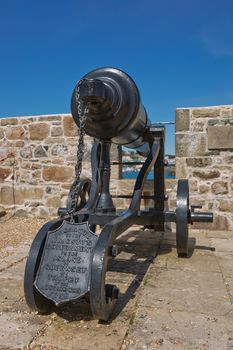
[54,228,215,323]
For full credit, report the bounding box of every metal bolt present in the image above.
[106,284,119,300]
[111,245,118,257]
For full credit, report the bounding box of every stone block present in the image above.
[192,120,206,132]
[199,184,210,194]
[0,118,18,126]
[38,115,62,121]
[0,167,11,181]
[18,117,34,124]
[212,215,229,230]
[175,109,190,131]
[208,125,233,149]
[34,145,48,157]
[42,165,73,182]
[189,179,198,191]
[5,126,25,140]
[208,119,221,126]
[175,157,187,178]
[51,144,68,156]
[219,200,233,213]
[211,181,228,195]
[46,196,61,208]
[29,123,50,140]
[19,145,33,159]
[192,108,220,118]
[193,170,220,179]
[51,126,63,136]
[63,115,78,136]
[176,133,207,157]
[186,157,212,167]
[0,186,44,205]
[221,107,233,118]
[15,140,24,147]
[0,127,4,139]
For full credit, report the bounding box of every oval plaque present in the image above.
[34,221,98,306]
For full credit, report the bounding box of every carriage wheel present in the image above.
[176,179,190,258]
[90,234,119,321]
[24,219,62,313]
[66,178,92,212]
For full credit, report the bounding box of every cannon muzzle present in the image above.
[71,67,151,154]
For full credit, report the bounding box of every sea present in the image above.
[122,169,175,180]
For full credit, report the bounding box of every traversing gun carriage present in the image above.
[24,68,213,321]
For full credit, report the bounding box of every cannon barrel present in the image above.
[71,67,151,153]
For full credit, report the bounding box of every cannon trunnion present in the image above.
[24,67,213,321]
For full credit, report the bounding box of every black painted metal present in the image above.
[153,126,165,231]
[24,67,214,321]
[34,221,98,305]
[176,179,189,257]
[96,140,116,213]
[71,67,151,154]
[24,219,63,312]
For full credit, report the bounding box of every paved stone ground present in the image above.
[0,218,233,349]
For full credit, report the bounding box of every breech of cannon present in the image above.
[71,67,151,155]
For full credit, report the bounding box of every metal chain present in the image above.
[68,80,89,215]
[75,80,89,181]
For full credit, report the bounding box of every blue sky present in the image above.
[1,0,233,154]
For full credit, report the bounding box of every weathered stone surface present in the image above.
[29,123,50,140]
[0,167,11,181]
[212,215,229,230]
[221,107,233,118]
[38,115,62,121]
[193,170,220,179]
[211,181,228,194]
[15,140,24,147]
[0,118,18,126]
[175,157,187,178]
[0,147,15,162]
[31,163,41,170]
[31,169,41,179]
[44,136,65,144]
[51,144,68,156]
[34,145,48,157]
[0,128,4,139]
[51,126,63,136]
[208,125,233,149]
[176,133,207,157]
[42,165,73,182]
[46,196,61,207]
[186,157,212,167]
[5,126,25,140]
[15,209,28,217]
[199,184,210,193]
[20,145,33,159]
[0,186,43,205]
[208,119,221,126]
[123,308,233,350]
[63,115,78,136]
[219,200,233,213]
[176,109,190,131]
[192,120,206,131]
[18,117,34,124]
[192,108,220,118]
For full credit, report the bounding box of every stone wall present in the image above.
[2,106,232,231]
[0,114,176,217]
[176,105,233,230]
[0,114,96,217]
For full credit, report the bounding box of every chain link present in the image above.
[68,80,89,214]
[75,80,89,181]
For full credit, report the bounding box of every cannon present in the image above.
[24,67,213,320]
